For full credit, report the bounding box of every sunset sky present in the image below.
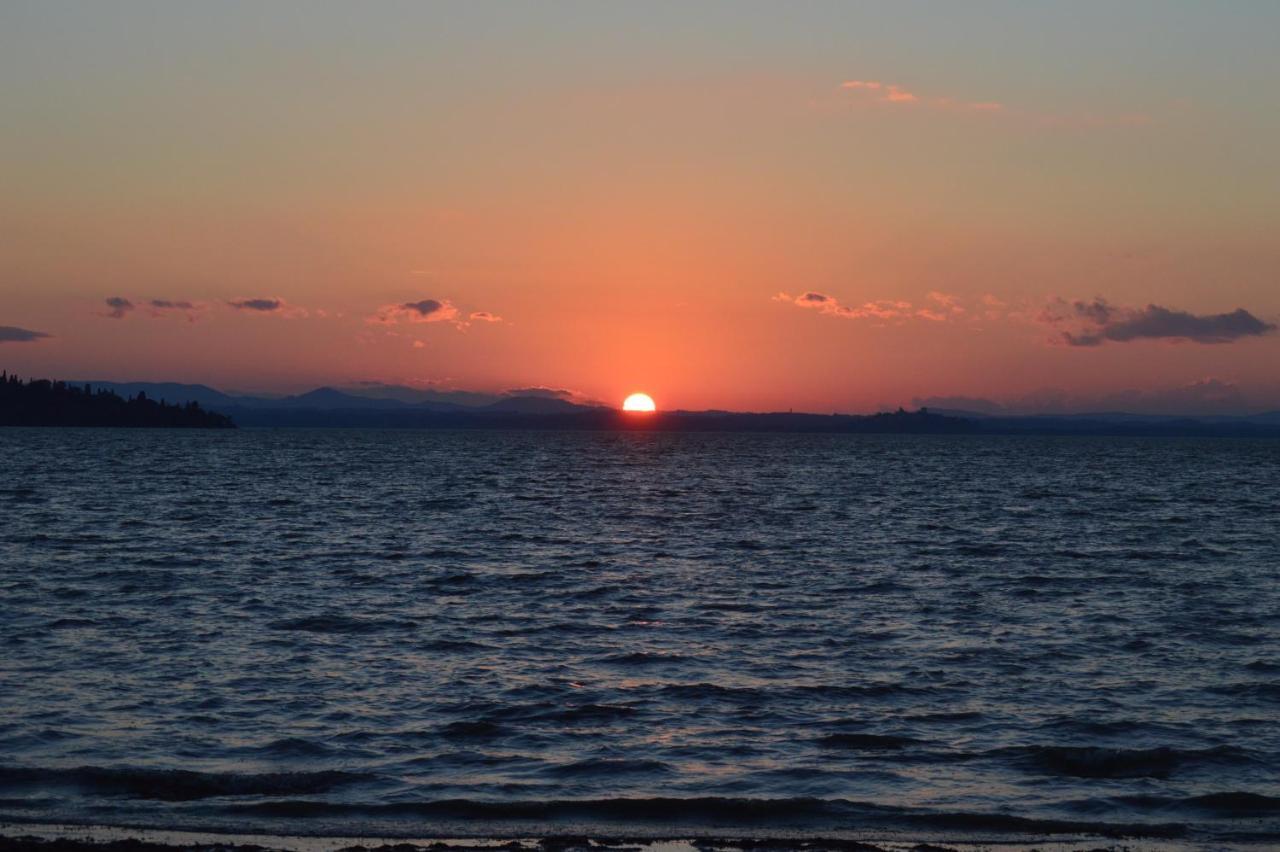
[3,1,1278,413]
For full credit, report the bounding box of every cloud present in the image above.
[99,297,206,320]
[102,296,135,319]
[1041,297,1276,346]
[837,79,1150,128]
[913,291,968,323]
[883,85,918,104]
[927,291,965,313]
[227,297,308,318]
[370,298,461,326]
[147,299,205,321]
[370,298,502,329]
[502,385,605,407]
[0,326,50,344]
[776,291,964,323]
[504,386,575,400]
[840,79,1001,113]
[229,297,283,312]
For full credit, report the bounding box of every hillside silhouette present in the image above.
[0,373,234,428]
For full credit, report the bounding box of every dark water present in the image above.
[1,429,1278,844]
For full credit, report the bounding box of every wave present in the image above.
[1000,745,1252,779]
[1210,682,1280,703]
[416,639,491,652]
[535,704,639,724]
[543,759,674,778]
[594,652,691,667]
[247,737,336,758]
[266,614,416,634]
[815,734,921,750]
[1109,791,1280,817]
[0,765,372,801]
[216,796,1190,838]
[438,720,508,740]
[655,683,920,703]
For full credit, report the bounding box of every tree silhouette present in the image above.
[0,374,234,428]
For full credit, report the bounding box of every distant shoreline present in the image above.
[5,374,1280,436]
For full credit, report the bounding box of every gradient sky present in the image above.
[3,1,1279,413]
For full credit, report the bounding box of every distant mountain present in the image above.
[272,387,410,409]
[1225,410,1280,425]
[341,384,503,408]
[485,395,598,414]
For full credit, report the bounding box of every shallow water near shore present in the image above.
[1,429,1278,845]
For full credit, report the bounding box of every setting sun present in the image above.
[622,392,656,412]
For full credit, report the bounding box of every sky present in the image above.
[2,1,1279,414]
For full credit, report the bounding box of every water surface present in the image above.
[1,429,1277,843]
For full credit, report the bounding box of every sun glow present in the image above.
[623,392,656,412]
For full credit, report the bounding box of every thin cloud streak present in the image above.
[0,326,51,343]
[838,78,1150,127]
[775,290,969,323]
[840,79,1002,113]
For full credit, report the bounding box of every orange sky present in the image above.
[2,3,1278,413]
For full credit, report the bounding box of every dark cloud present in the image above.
[0,326,51,344]
[103,296,135,319]
[100,297,203,319]
[1044,297,1276,346]
[504,386,575,400]
[229,298,283,312]
[402,299,455,320]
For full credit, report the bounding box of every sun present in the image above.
[622,392,656,412]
